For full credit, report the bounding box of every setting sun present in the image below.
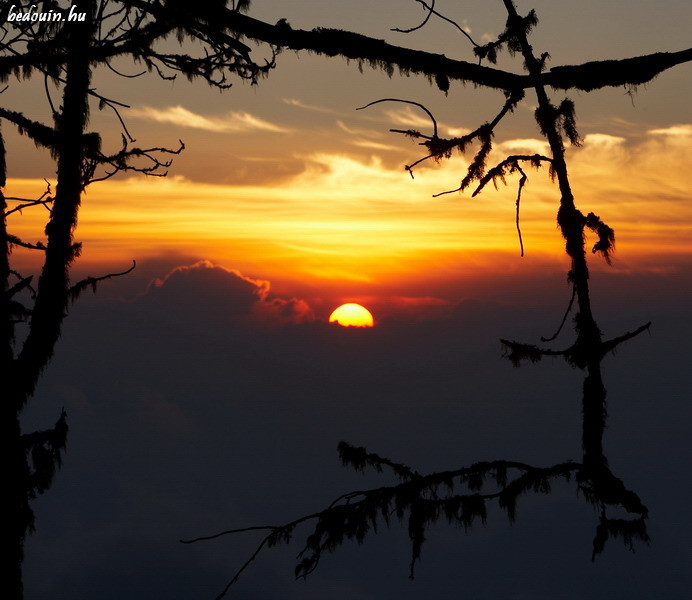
[328,303,375,327]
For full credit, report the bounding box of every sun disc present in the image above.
[329,303,374,327]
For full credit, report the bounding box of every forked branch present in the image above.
[391,0,480,52]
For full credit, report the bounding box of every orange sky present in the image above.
[8,126,692,296]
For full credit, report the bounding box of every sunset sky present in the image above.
[9,2,692,599]
[6,0,692,314]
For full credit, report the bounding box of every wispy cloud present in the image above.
[384,106,436,130]
[648,124,692,137]
[349,139,402,151]
[336,120,402,151]
[582,133,626,147]
[336,120,377,136]
[445,126,471,137]
[130,105,292,133]
[499,138,550,154]
[282,98,335,114]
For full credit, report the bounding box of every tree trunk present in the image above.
[5,3,95,596]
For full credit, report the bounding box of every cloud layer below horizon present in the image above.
[21,257,692,600]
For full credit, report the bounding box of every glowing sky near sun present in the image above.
[8,126,692,288]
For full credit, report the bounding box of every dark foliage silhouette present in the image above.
[1,1,272,597]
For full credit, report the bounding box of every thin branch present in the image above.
[9,269,36,298]
[393,0,480,50]
[68,260,136,301]
[410,92,525,192]
[181,524,279,545]
[541,285,577,342]
[95,93,136,142]
[471,154,552,198]
[104,60,146,79]
[338,440,421,480]
[0,107,57,151]
[4,274,34,300]
[357,97,438,138]
[213,535,272,600]
[6,234,46,251]
[43,74,57,116]
[4,180,53,217]
[86,139,185,184]
[600,322,652,357]
[391,0,436,34]
[500,338,570,366]
[469,154,552,254]
[514,164,527,256]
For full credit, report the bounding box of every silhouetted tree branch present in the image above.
[68,260,136,301]
[192,2,670,595]
[213,4,692,92]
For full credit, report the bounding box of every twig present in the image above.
[600,322,652,357]
[514,164,527,256]
[4,180,53,217]
[392,0,479,49]
[44,74,57,116]
[180,524,278,544]
[105,60,146,79]
[391,0,436,34]
[541,285,577,342]
[7,235,45,251]
[68,260,136,301]
[357,98,439,138]
[213,535,272,600]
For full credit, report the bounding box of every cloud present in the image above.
[582,133,626,147]
[336,120,376,136]
[349,139,402,151]
[648,124,692,137]
[334,120,403,151]
[283,98,335,113]
[146,260,313,325]
[384,106,436,130]
[498,138,550,154]
[445,126,472,137]
[379,107,468,138]
[130,105,292,133]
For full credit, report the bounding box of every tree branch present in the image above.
[68,260,136,301]
[600,322,652,357]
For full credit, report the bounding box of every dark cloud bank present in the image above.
[21,261,692,600]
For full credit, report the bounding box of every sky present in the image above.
[6,1,692,599]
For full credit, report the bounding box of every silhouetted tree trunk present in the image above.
[500,0,606,469]
[5,5,95,596]
[1,2,274,595]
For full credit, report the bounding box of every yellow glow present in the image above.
[329,303,375,327]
